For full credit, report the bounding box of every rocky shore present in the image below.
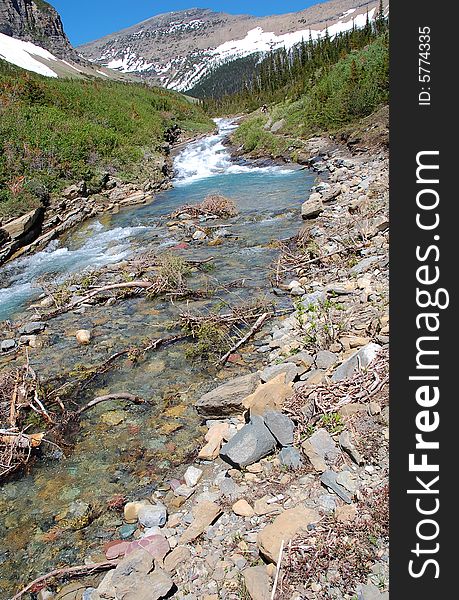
[27,125,389,600]
[0,123,212,267]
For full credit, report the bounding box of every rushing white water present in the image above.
[0,223,152,320]
[0,119,296,321]
[173,118,294,185]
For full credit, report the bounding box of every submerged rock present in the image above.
[76,329,91,345]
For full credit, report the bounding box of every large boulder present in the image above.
[220,416,276,467]
[332,343,382,381]
[257,506,319,563]
[195,372,259,417]
[301,193,323,219]
[1,207,43,241]
[243,374,294,416]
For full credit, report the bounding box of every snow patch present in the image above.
[0,32,58,77]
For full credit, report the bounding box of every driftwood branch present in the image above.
[11,560,119,600]
[218,312,271,365]
[42,280,153,319]
[75,393,144,416]
[271,539,285,600]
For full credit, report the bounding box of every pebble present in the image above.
[137,504,167,528]
[184,466,203,487]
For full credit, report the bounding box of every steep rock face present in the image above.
[78,0,382,92]
[0,0,75,59]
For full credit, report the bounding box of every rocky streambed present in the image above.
[0,118,389,600]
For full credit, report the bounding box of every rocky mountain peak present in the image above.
[0,0,76,59]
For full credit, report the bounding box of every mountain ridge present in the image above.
[78,0,380,92]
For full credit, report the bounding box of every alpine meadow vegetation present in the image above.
[0,60,213,219]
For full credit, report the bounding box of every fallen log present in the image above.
[11,560,119,600]
[218,312,271,365]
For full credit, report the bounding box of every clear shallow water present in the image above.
[0,119,314,597]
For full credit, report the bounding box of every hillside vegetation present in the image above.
[233,32,388,156]
[0,61,213,219]
[200,5,388,156]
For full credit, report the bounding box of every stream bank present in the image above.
[46,122,388,600]
[1,114,389,599]
[0,119,312,597]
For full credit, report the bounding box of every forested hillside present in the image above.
[203,3,388,122]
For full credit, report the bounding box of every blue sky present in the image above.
[51,1,323,46]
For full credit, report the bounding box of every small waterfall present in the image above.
[173,118,294,185]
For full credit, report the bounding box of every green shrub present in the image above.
[232,34,388,154]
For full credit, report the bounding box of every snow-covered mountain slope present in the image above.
[0,0,77,60]
[0,31,137,81]
[0,30,59,76]
[79,0,385,93]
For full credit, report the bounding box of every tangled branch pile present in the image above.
[35,253,205,320]
[284,347,389,443]
[277,485,389,598]
[273,235,362,288]
[179,297,273,362]
[0,362,52,479]
[171,193,238,219]
[0,334,185,481]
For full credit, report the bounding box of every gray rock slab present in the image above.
[259,362,298,384]
[220,415,277,467]
[320,470,352,504]
[263,410,295,446]
[18,321,46,335]
[1,339,16,352]
[279,446,303,469]
[137,504,167,528]
[195,372,259,417]
[339,430,363,464]
[332,343,381,382]
[315,350,338,370]
[350,255,384,275]
[307,428,341,462]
